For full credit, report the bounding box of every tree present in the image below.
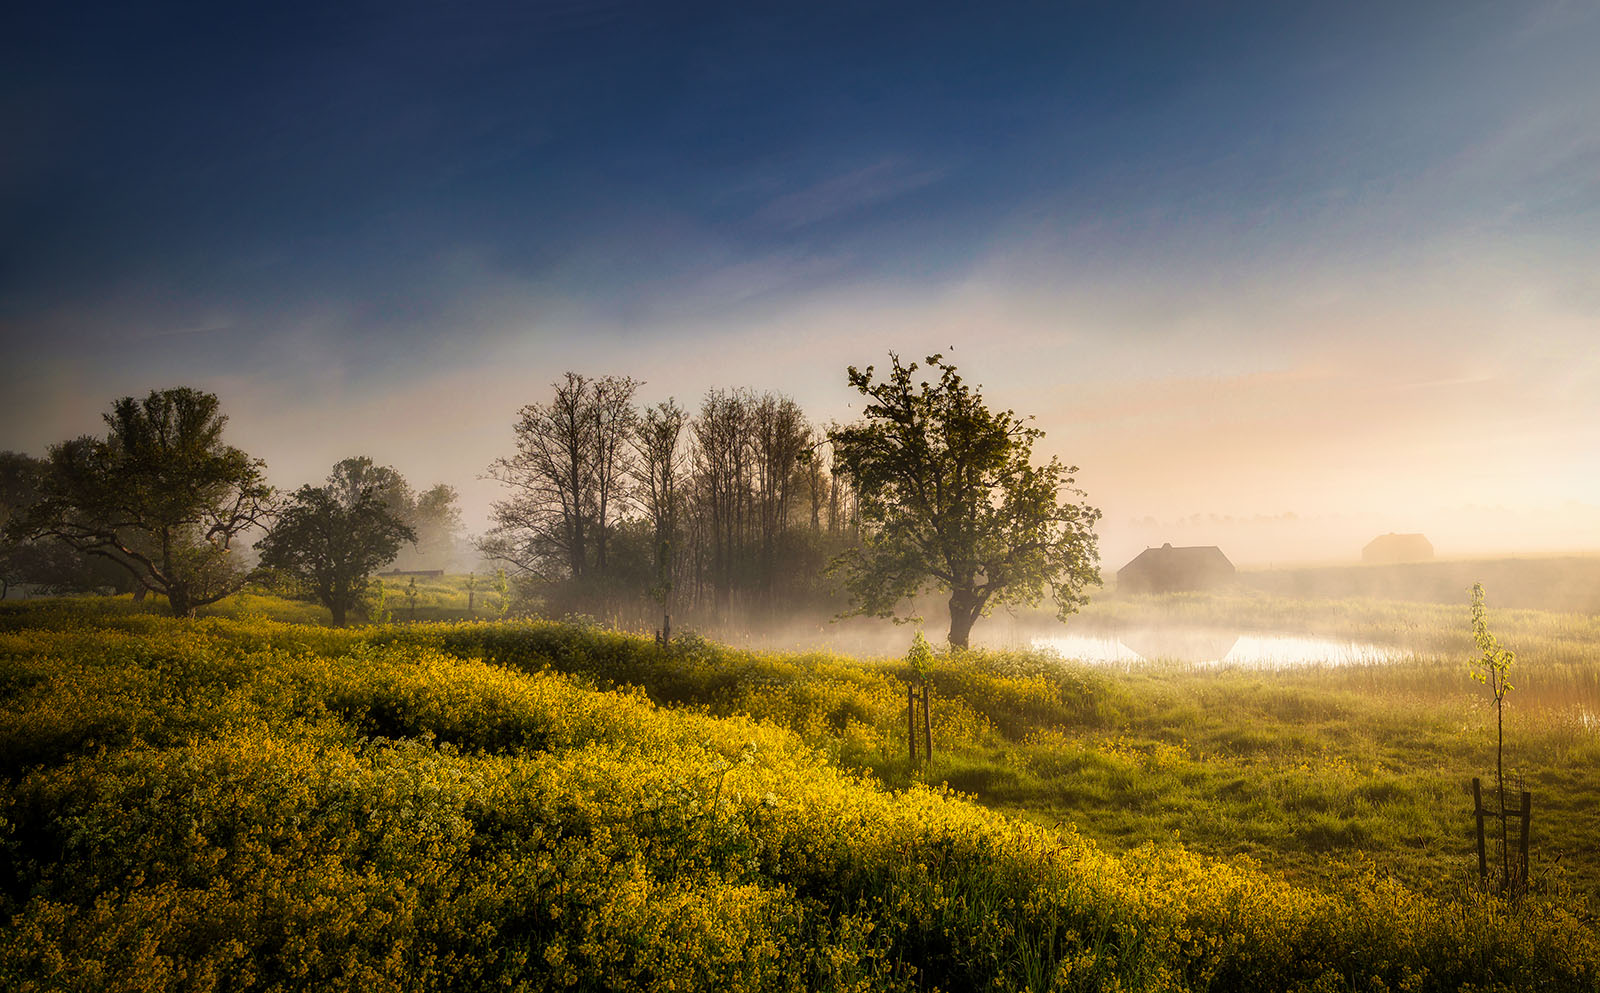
[692,388,754,617]
[1469,582,1518,891]
[0,452,46,600]
[256,478,415,626]
[829,353,1101,648]
[482,373,640,587]
[9,389,275,616]
[408,483,462,570]
[327,458,461,571]
[633,398,689,623]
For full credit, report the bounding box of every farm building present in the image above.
[1117,543,1236,594]
[1362,533,1433,563]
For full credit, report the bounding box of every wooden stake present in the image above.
[1517,790,1532,896]
[922,683,933,763]
[1472,777,1487,886]
[908,684,918,767]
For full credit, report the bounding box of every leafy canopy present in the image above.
[257,477,416,626]
[9,388,274,615]
[829,353,1101,647]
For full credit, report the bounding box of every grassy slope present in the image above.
[1,601,1597,991]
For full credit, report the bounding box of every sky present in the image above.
[4,0,1599,567]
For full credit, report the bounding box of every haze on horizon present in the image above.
[4,1,1598,570]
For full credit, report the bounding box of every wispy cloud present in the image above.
[754,159,946,229]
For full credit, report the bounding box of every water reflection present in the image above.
[1033,630,1405,667]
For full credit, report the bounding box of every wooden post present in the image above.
[1517,791,1532,896]
[1472,778,1487,886]
[922,683,933,763]
[907,684,918,767]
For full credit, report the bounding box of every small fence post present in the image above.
[922,683,933,763]
[1472,778,1487,886]
[908,684,918,767]
[1517,791,1532,897]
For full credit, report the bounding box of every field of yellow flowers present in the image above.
[2,600,1597,991]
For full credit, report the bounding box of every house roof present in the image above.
[1118,543,1235,575]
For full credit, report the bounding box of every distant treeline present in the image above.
[480,374,862,630]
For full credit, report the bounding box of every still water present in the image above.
[1032,630,1405,667]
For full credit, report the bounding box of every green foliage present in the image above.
[328,458,461,572]
[256,479,416,626]
[906,629,935,684]
[830,354,1101,648]
[368,580,390,625]
[1470,582,1516,704]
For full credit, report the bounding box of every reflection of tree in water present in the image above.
[1118,628,1240,664]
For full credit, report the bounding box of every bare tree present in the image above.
[692,388,754,617]
[482,373,639,590]
[590,375,640,574]
[751,393,811,607]
[633,398,689,626]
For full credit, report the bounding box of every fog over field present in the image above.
[3,2,1598,575]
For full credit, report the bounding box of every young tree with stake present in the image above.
[1470,582,1518,891]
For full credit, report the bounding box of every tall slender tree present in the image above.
[633,399,689,619]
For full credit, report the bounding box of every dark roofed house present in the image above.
[1362,533,1433,564]
[1118,543,1235,594]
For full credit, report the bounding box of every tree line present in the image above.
[0,389,461,620]
[3,355,1102,646]
[478,373,862,631]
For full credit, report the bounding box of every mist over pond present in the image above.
[1032,630,1407,668]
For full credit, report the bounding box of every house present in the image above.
[1117,543,1235,594]
[1361,533,1433,564]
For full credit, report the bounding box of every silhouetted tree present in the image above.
[482,373,640,596]
[10,389,275,616]
[633,399,689,621]
[327,457,459,571]
[0,451,46,599]
[328,457,410,515]
[256,477,415,626]
[751,393,811,606]
[692,388,753,617]
[830,354,1101,648]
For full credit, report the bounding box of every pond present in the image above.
[1032,630,1407,667]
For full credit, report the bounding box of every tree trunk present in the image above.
[331,600,347,627]
[947,591,977,649]
[168,585,194,618]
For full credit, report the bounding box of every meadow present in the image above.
[1,570,1597,991]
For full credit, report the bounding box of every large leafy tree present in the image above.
[256,475,416,626]
[829,353,1101,648]
[9,389,275,616]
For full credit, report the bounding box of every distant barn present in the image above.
[1118,543,1235,594]
[1362,533,1433,564]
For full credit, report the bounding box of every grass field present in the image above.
[1,563,1597,990]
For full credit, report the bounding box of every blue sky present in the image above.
[4,1,1598,563]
